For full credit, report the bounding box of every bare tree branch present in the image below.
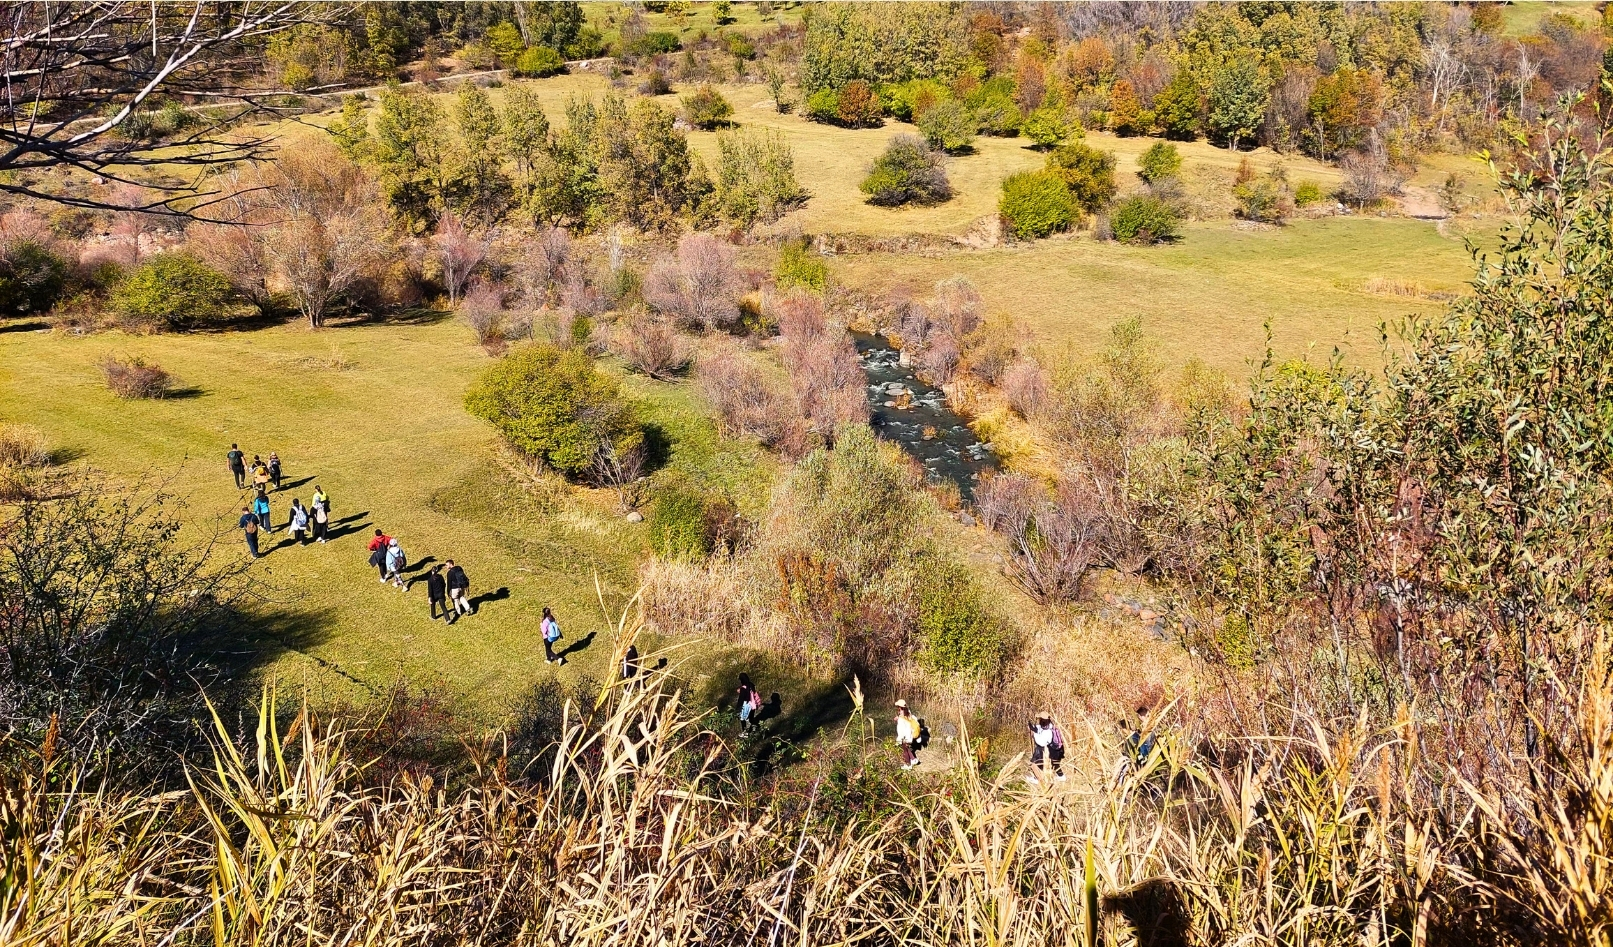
[0,1,349,217]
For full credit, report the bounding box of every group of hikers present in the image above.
[229,442,1156,785]
[889,698,1156,784]
[230,443,333,558]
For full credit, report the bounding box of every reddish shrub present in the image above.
[610,310,691,379]
[645,232,743,331]
[1002,359,1049,418]
[100,354,174,399]
[697,347,807,454]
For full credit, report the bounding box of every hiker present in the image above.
[368,529,392,581]
[251,490,273,533]
[384,538,407,589]
[541,605,565,665]
[622,644,641,687]
[895,699,920,769]
[310,494,329,543]
[425,565,451,621]
[288,499,309,544]
[1029,713,1067,783]
[1124,707,1155,769]
[736,673,761,730]
[238,506,262,558]
[227,443,246,489]
[311,484,329,512]
[251,456,270,491]
[446,560,471,618]
[268,451,282,490]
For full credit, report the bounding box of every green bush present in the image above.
[1294,180,1325,205]
[648,481,713,560]
[775,242,828,292]
[860,134,951,206]
[714,129,808,229]
[999,171,1077,240]
[917,99,975,153]
[1136,141,1182,184]
[681,84,734,129]
[965,76,1021,136]
[513,46,566,78]
[917,562,1010,678]
[881,78,948,122]
[1234,172,1294,223]
[0,241,70,314]
[1022,105,1076,149]
[110,254,234,329]
[628,31,681,56]
[464,343,643,478]
[1110,194,1182,245]
[1046,140,1117,213]
[804,88,840,124]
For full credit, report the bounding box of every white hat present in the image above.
[894,699,908,709]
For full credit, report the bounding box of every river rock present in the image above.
[626,511,644,523]
[958,512,976,527]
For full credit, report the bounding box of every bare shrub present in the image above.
[589,439,648,511]
[891,277,983,383]
[644,232,742,331]
[1002,358,1050,418]
[0,423,50,469]
[560,262,609,316]
[610,311,691,379]
[433,214,490,306]
[99,355,174,399]
[777,292,869,438]
[514,227,573,309]
[976,472,1105,604]
[460,280,509,347]
[186,184,275,313]
[697,347,807,453]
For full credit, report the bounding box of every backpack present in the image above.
[748,689,763,712]
[1050,725,1065,751]
[369,547,385,567]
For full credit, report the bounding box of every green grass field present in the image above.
[0,314,796,719]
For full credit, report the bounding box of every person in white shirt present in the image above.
[1029,712,1066,782]
[895,699,919,770]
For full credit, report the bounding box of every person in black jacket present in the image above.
[425,565,450,621]
[227,443,246,489]
[445,560,470,620]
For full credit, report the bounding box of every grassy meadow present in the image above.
[0,314,793,718]
[5,65,1501,719]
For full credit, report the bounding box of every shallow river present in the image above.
[853,331,998,501]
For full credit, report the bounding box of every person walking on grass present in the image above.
[252,456,270,491]
[446,560,471,619]
[541,606,565,665]
[252,490,273,534]
[368,529,392,581]
[227,443,246,489]
[895,699,920,769]
[311,494,329,543]
[1028,712,1067,783]
[384,538,407,589]
[238,506,262,558]
[736,674,763,731]
[622,644,641,688]
[268,451,282,490]
[425,565,450,621]
[288,499,309,544]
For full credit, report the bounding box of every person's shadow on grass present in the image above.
[757,692,783,724]
[324,514,372,542]
[467,586,510,614]
[401,556,438,590]
[277,476,315,492]
[557,630,595,660]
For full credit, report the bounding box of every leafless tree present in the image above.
[0,2,341,215]
[1002,359,1050,419]
[460,280,508,347]
[244,142,390,328]
[644,232,743,331]
[433,214,489,306]
[514,226,573,310]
